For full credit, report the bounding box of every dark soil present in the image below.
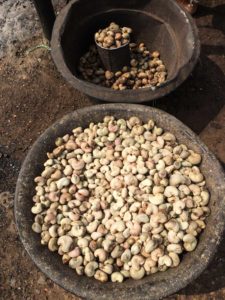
[0,4,225,300]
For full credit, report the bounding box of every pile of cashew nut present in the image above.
[31,116,210,282]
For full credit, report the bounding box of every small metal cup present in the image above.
[95,40,131,72]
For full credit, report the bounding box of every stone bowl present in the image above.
[51,0,200,103]
[15,104,225,300]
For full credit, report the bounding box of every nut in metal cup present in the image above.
[95,40,131,72]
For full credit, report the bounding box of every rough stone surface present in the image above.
[0,0,67,58]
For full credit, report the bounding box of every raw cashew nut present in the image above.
[69,256,83,269]
[111,272,124,282]
[183,234,197,252]
[57,235,73,253]
[130,267,145,280]
[84,261,98,277]
[94,249,107,262]
[94,270,108,282]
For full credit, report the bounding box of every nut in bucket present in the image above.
[95,23,132,72]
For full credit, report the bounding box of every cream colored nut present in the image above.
[32,222,42,233]
[70,224,86,237]
[128,116,141,127]
[123,211,132,222]
[111,166,121,177]
[87,220,99,233]
[167,244,182,254]
[68,247,81,258]
[164,186,179,198]
[31,203,43,214]
[94,249,107,262]
[168,230,180,244]
[41,167,55,178]
[36,186,44,196]
[122,228,130,239]
[149,193,164,205]
[101,264,113,275]
[57,235,73,252]
[130,222,141,236]
[111,272,124,283]
[49,224,58,237]
[131,255,145,269]
[84,169,96,179]
[135,214,149,223]
[84,261,98,277]
[189,169,204,183]
[179,185,190,196]
[169,173,186,186]
[110,221,126,233]
[139,179,152,189]
[187,151,201,165]
[48,237,58,251]
[76,266,84,275]
[173,200,185,215]
[69,256,83,269]
[110,177,123,189]
[201,190,210,206]
[130,267,145,280]
[162,132,176,141]
[70,158,85,170]
[121,249,131,263]
[83,153,93,164]
[63,165,73,176]
[151,247,164,262]
[142,223,152,234]
[156,159,165,171]
[189,184,201,196]
[144,257,156,272]
[158,255,172,267]
[115,232,125,244]
[179,221,189,231]
[137,165,148,175]
[56,177,70,189]
[111,245,123,258]
[151,224,164,234]
[71,174,80,184]
[183,234,197,251]
[191,207,204,220]
[94,270,108,282]
[127,154,137,163]
[120,270,130,278]
[169,252,180,267]
[77,238,89,248]
[41,231,51,245]
[131,243,141,255]
[91,231,103,240]
[124,174,138,186]
[152,185,164,195]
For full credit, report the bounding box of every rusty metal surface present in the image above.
[15,104,225,300]
[51,0,200,103]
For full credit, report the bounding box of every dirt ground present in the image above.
[0,4,225,300]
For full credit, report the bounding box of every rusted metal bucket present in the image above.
[15,104,225,300]
[51,0,200,103]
